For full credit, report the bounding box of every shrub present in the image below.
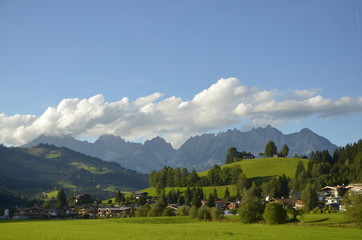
[189,206,198,219]
[238,197,264,223]
[197,207,211,221]
[210,207,224,221]
[135,204,150,217]
[344,193,362,228]
[311,207,322,214]
[147,203,164,217]
[263,202,288,224]
[229,208,237,215]
[162,208,176,216]
[176,206,189,216]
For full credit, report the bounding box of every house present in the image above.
[294,200,304,210]
[75,194,92,204]
[79,206,98,218]
[13,207,49,220]
[133,192,148,199]
[214,200,228,209]
[270,198,293,209]
[166,204,180,211]
[345,184,362,194]
[98,207,133,218]
[320,185,347,198]
[226,202,238,209]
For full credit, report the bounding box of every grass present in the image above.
[45,150,62,159]
[69,162,108,174]
[199,157,309,180]
[300,212,349,226]
[0,214,360,240]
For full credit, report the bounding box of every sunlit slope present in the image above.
[199,157,309,182]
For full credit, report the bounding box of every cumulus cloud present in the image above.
[1,78,362,148]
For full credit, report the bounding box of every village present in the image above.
[2,183,361,220]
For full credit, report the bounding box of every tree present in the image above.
[264,141,277,157]
[238,196,264,223]
[343,192,362,228]
[115,191,125,204]
[301,184,318,212]
[235,173,249,197]
[225,147,238,164]
[224,187,231,201]
[207,165,222,186]
[280,144,289,157]
[263,202,288,224]
[295,160,306,179]
[230,165,242,184]
[55,189,67,209]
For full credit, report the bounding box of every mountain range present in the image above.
[24,126,337,173]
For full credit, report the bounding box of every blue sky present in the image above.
[0,0,362,148]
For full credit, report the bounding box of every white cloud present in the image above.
[1,78,362,148]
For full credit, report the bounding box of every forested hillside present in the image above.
[0,144,148,207]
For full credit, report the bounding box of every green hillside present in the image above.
[0,144,148,205]
[142,157,309,197]
[199,157,309,183]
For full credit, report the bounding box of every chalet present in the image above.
[79,206,98,218]
[270,198,293,209]
[75,194,92,204]
[97,207,133,218]
[13,207,49,220]
[345,184,362,194]
[320,185,347,198]
[214,200,228,209]
[294,200,304,210]
[226,202,238,209]
[133,192,148,199]
[166,204,180,211]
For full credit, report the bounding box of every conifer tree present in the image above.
[55,189,67,209]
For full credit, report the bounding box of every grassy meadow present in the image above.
[1,214,360,240]
[140,157,309,197]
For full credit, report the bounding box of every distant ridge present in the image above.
[24,126,338,173]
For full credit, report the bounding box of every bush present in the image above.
[147,203,164,217]
[229,208,237,215]
[189,206,198,219]
[210,207,224,221]
[162,208,176,216]
[263,202,288,224]
[311,207,322,214]
[344,193,362,228]
[238,197,264,223]
[135,204,150,217]
[197,207,211,221]
[176,206,189,216]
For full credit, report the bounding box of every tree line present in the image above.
[149,165,243,189]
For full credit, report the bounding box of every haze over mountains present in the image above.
[24,126,337,173]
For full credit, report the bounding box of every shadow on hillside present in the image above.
[306,218,330,223]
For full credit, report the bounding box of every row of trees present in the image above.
[262,141,289,157]
[225,147,255,164]
[149,165,243,189]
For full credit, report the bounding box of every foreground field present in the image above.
[1,214,360,240]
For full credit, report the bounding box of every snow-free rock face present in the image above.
[24,126,337,173]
